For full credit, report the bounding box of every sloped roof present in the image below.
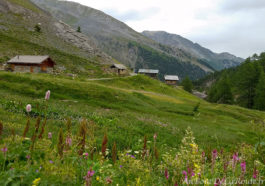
[164,75,179,81]
[111,64,127,70]
[138,69,159,74]
[7,55,52,64]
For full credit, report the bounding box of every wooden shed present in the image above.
[7,55,56,73]
[110,64,127,75]
[164,75,179,85]
[138,69,159,79]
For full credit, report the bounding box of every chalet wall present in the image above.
[165,80,178,85]
[13,66,53,73]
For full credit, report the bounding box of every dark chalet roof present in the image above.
[7,55,56,65]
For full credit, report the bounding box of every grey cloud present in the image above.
[188,15,265,58]
[104,7,160,22]
[220,0,265,12]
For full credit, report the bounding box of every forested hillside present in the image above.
[196,52,265,111]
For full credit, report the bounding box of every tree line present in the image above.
[206,52,265,111]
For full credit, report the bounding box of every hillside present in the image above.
[30,0,219,80]
[142,31,244,70]
[0,72,264,184]
[0,0,116,77]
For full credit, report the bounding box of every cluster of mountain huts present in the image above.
[1,55,179,85]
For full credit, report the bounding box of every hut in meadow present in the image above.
[164,75,179,85]
[110,64,127,75]
[138,69,159,79]
[7,55,56,73]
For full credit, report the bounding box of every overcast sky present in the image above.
[69,0,265,58]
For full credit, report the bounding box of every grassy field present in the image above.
[0,72,264,185]
[0,72,264,148]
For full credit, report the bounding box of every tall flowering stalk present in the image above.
[101,133,108,157]
[84,168,95,186]
[30,117,41,151]
[211,149,218,173]
[0,121,3,138]
[142,135,147,159]
[112,142,117,164]
[57,128,64,158]
[232,153,239,172]
[23,104,32,138]
[38,118,47,139]
[78,119,87,155]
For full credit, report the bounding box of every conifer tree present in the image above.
[254,70,265,110]
[77,26,81,33]
[181,76,193,93]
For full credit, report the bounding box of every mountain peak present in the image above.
[142,30,244,70]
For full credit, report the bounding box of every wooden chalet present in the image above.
[164,75,179,85]
[138,69,159,78]
[7,55,56,73]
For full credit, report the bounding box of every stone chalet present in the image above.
[7,55,56,73]
[110,64,127,75]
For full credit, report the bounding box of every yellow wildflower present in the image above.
[32,178,41,186]
[204,179,209,186]
[96,176,100,181]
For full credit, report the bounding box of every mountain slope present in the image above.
[31,0,216,80]
[0,0,116,76]
[142,31,244,70]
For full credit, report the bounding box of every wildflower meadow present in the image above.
[0,74,264,185]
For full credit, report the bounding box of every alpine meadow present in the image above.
[0,0,264,185]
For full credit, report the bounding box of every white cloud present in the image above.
[68,0,264,58]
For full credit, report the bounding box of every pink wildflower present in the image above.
[65,136,72,146]
[165,168,169,180]
[84,169,95,181]
[48,132,52,139]
[1,146,7,154]
[26,155,30,159]
[232,153,239,169]
[26,104,31,113]
[212,149,218,160]
[253,168,258,179]
[240,161,246,174]
[83,152,89,159]
[214,178,220,186]
[153,133,157,140]
[106,177,113,184]
[45,90,50,100]
[182,171,188,183]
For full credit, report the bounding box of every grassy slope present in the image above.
[0,0,114,78]
[0,72,264,152]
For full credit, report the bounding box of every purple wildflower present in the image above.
[49,160,54,164]
[119,165,123,168]
[130,155,136,159]
[26,155,30,159]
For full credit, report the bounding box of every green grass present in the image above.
[7,0,41,13]
[0,72,264,151]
